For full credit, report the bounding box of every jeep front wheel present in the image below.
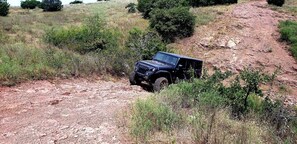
[153,77,168,92]
[129,72,141,85]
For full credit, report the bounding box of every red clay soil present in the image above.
[0,78,149,143]
[177,0,297,103]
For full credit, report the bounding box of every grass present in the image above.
[128,70,297,143]
[269,0,297,15]
[279,20,297,60]
[190,4,234,26]
[0,0,147,85]
[0,0,227,85]
[130,97,179,141]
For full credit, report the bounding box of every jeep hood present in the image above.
[139,60,172,69]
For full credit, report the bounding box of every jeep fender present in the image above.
[153,71,173,84]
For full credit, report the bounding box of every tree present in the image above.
[21,0,41,9]
[40,0,63,11]
[0,0,9,16]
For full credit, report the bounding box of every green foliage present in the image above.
[130,68,297,142]
[188,0,237,7]
[137,0,157,18]
[279,20,297,60]
[0,1,9,16]
[0,44,76,85]
[21,0,41,9]
[44,15,119,54]
[137,0,188,18]
[125,3,137,13]
[154,0,189,9]
[40,0,63,11]
[125,28,168,60]
[69,0,83,4]
[131,97,179,140]
[267,0,285,7]
[150,7,195,42]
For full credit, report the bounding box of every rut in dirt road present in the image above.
[0,78,149,143]
[178,1,297,101]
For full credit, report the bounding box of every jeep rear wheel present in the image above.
[129,72,141,85]
[153,77,168,92]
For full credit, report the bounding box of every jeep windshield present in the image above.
[153,52,178,66]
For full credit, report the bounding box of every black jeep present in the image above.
[129,51,203,91]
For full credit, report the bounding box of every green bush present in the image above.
[21,0,41,9]
[267,0,285,7]
[279,20,297,60]
[137,0,188,18]
[69,0,83,4]
[154,0,189,9]
[131,98,179,140]
[125,3,137,13]
[0,0,9,16]
[137,0,156,18]
[40,0,63,11]
[149,7,195,42]
[130,68,297,142]
[188,0,237,7]
[125,28,169,60]
[44,15,119,54]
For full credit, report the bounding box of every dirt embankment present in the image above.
[0,78,149,143]
[177,1,297,102]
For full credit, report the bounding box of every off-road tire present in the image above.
[129,72,141,85]
[153,77,168,92]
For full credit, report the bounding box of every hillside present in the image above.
[175,0,297,103]
[0,0,297,143]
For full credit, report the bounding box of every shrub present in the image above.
[149,7,195,42]
[44,15,119,54]
[137,0,156,18]
[154,0,189,9]
[69,0,83,4]
[267,0,285,7]
[125,3,137,13]
[137,0,189,18]
[21,0,41,9]
[40,0,63,12]
[0,0,9,16]
[129,68,297,142]
[279,20,297,60]
[125,28,168,60]
[188,0,238,7]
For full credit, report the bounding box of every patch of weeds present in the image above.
[130,97,180,141]
[279,20,297,60]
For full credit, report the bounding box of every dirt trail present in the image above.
[0,78,149,143]
[178,0,297,101]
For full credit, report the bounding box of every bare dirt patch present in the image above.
[0,78,149,143]
[176,0,297,102]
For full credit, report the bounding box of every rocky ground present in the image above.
[177,0,297,103]
[0,78,149,143]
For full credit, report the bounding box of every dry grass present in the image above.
[0,0,147,47]
[191,4,234,26]
[269,0,297,16]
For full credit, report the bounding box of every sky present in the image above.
[6,0,97,7]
